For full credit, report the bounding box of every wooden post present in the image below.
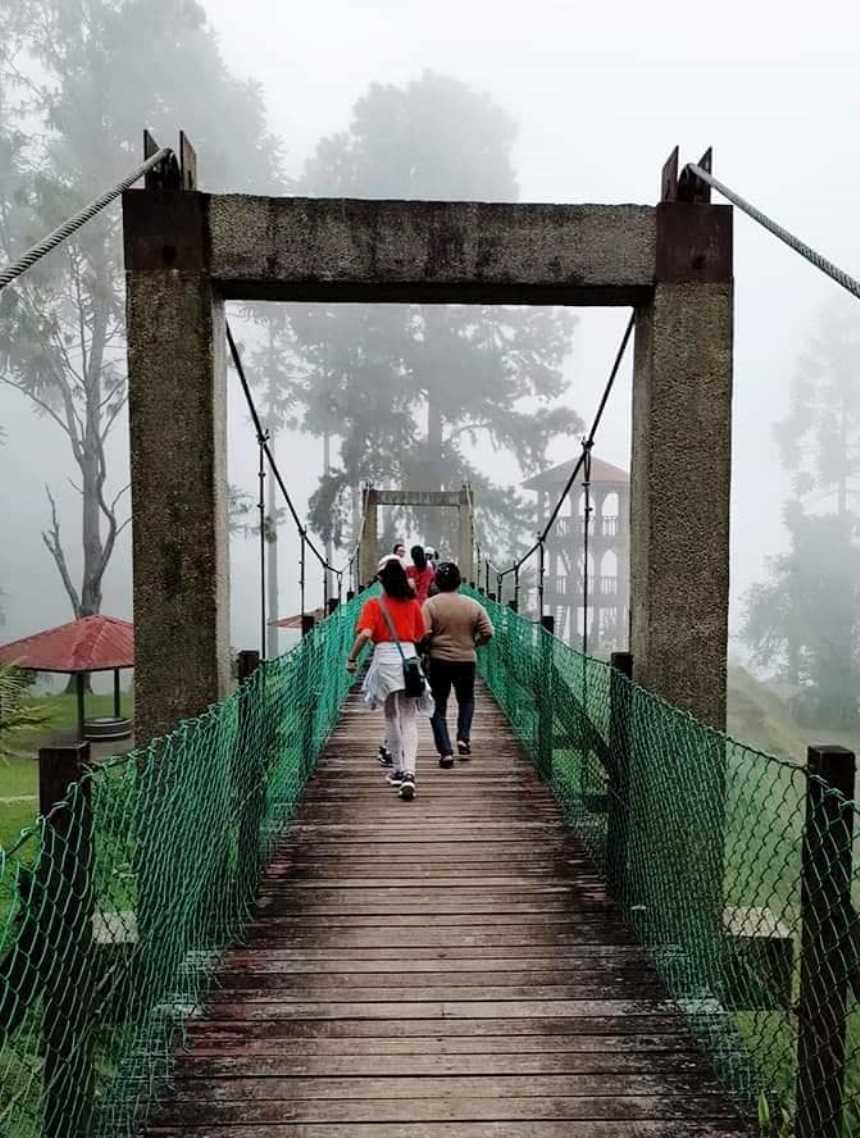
[38,741,94,1138]
[796,744,856,1138]
[607,652,633,902]
[113,668,121,717]
[75,672,86,739]
[537,615,555,780]
[237,650,260,684]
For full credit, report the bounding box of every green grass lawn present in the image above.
[1,690,134,851]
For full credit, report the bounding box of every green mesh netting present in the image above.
[0,591,365,1138]
[466,587,860,1138]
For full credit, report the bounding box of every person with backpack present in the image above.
[422,561,493,768]
[406,545,436,604]
[346,556,433,800]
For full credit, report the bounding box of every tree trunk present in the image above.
[79,450,103,617]
[837,398,848,522]
[423,396,445,547]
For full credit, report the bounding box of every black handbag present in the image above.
[378,598,426,698]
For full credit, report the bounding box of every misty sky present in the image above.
[2,0,859,663]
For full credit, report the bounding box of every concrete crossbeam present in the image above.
[202,195,656,305]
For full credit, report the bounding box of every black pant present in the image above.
[429,659,476,757]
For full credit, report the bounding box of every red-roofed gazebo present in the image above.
[0,615,134,740]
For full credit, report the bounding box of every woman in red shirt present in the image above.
[346,557,432,800]
[406,545,436,604]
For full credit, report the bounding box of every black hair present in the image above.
[378,557,414,600]
[410,545,427,570]
[393,542,406,554]
[434,562,461,592]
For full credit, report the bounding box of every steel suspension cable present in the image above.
[686,163,860,302]
[0,147,173,292]
[226,321,358,580]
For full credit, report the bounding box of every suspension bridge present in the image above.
[1,135,860,1137]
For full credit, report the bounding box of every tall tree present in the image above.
[774,301,860,519]
[745,301,860,724]
[0,0,282,620]
[294,73,580,559]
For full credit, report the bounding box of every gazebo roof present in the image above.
[0,615,134,674]
[273,608,327,630]
[522,455,629,492]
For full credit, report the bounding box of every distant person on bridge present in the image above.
[406,545,436,604]
[345,557,433,800]
[422,562,493,768]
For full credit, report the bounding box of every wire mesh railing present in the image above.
[467,587,860,1138]
[0,591,365,1138]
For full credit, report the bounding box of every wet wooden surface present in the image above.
[149,682,751,1137]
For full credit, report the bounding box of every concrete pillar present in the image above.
[458,490,474,583]
[630,202,733,729]
[358,489,379,586]
[124,190,229,743]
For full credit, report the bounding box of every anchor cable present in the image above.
[0,147,173,292]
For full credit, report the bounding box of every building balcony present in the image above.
[544,575,621,600]
[552,515,619,540]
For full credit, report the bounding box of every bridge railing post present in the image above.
[537,615,555,780]
[795,744,856,1138]
[607,652,633,903]
[38,741,94,1138]
[235,651,265,900]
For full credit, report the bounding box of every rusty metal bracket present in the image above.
[678,147,713,203]
[661,146,679,202]
[143,130,182,190]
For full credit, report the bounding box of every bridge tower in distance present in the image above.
[523,456,629,656]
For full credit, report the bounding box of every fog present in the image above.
[2,0,859,723]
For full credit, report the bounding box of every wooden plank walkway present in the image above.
[150,682,751,1138]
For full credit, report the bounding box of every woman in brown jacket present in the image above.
[422,562,493,768]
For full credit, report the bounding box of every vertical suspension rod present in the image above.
[300,533,307,621]
[581,442,593,657]
[258,432,268,659]
[538,539,546,619]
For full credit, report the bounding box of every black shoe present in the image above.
[457,739,471,759]
[377,745,394,767]
[386,769,405,786]
[399,773,416,801]
[439,754,454,769]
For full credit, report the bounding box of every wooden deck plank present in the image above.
[149,682,750,1136]
[151,1094,743,1125]
[148,1122,754,1138]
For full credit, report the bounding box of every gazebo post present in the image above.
[75,672,86,740]
[113,669,121,718]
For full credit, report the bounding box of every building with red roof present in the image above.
[0,615,134,740]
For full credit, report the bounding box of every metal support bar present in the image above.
[537,614,555,781]
[796,744,856,1138]
[607,652,633,902]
